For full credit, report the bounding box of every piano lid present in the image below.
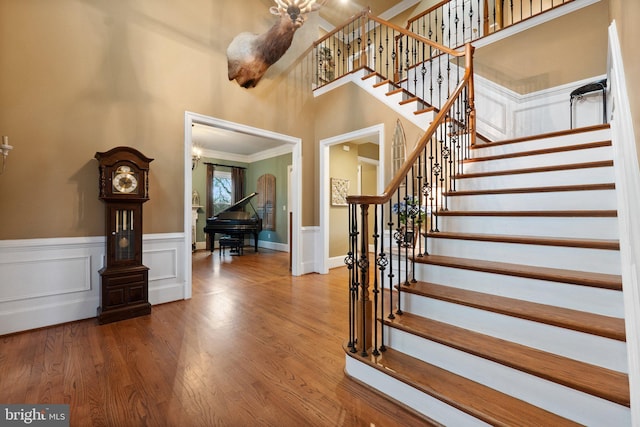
[221,192,258,212]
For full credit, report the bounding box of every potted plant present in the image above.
[392,195,426,246]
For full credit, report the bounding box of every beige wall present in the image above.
[0,0,318,239]
[474,1,609,93]
[329,143,358,257]
[313,83,422,194]
[328,143,380,258]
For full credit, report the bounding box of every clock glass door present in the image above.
[115,208,135,261]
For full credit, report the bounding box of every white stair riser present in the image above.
[426,237,621,274]
[395,293,628,372]
[411,263,625,318]
[344,357,489,426]
[398,100,421,117]
[455,166,615,191]
[462,146,612,174]
[471,129,612,156]
[386,327,631,426]
[446,189,617,211]
[436,215,619,240]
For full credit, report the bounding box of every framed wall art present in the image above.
[331,178,349,206]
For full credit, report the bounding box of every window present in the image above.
[212,170,232,214]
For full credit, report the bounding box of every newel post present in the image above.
[356,203,372,356]
[466,43,477,147]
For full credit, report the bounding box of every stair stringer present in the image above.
[313,68,435,130]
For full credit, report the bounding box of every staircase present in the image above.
[344,124,631,425]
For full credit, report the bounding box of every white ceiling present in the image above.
[191,124,287,158]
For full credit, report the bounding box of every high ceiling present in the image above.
[198,0,418,160]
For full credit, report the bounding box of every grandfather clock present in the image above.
[95,146,153,324]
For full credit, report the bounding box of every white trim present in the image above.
[299,226,321,274]
[608,20,640,426]
[200,143,293,164]
[184,112,303,283]
[319,124,385,274]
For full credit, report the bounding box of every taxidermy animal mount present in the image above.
[227,0,324,89]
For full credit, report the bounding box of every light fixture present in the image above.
[1,136,13,174]
[192,146,202,170]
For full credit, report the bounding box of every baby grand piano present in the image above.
[204,192,263,253]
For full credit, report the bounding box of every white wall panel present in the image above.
[475,73,607,140]
[0,233,186,335]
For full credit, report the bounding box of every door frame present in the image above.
[183,111,303,298]
[319,124,385,274]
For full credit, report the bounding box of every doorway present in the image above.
[183,111,303,298]
[319,124,385,274]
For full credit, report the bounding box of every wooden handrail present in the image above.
[313,9,369,47]
[347,42,475,206]
[406,0,452,28]
[314,10,464,58]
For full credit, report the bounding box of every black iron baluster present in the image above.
[387,200,396,320]
[415,155,424,257]
[372,205,380,356]
[393,190,403,315]
[346,204,357,353]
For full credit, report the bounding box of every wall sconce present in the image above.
[192,146,202,170]
[1,136,13,174]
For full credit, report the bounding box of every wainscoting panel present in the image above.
[0,233,186,335]
[475,74,607,140]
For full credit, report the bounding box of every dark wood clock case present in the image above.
[95,146,153,324]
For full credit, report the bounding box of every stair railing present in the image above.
[313,10,475,357]
[313,10,470,112]
[407,0,575,50]
[342,44,475,357]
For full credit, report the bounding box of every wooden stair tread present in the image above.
[455,160,613,179]
[473,124,610,149]
[415,106,436,115]
[386,88,404,96]
[426,231,620,250]
[435,209,617,217]
[402,281,626,341]
[444,182,615,196]
[362,71,379,81]
[345,345,583,426]
[373,79,392,89]
[384,313,630,406]
[414,254,622,290]
[465,140,611,163]
[399,96,419,105]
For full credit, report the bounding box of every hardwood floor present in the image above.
[0,249,431,427]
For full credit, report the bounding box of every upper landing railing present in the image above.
[407,0,576,50]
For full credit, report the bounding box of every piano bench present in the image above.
[218,237,243,256]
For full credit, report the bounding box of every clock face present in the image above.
[113,165,139,194]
